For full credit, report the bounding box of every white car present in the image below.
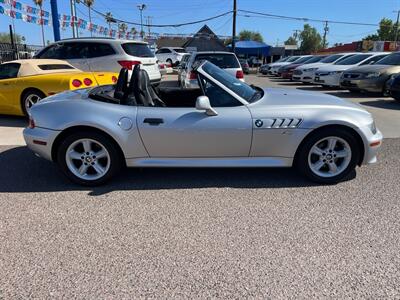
[180,51,244,89]
[314,52,389,87]
[35,38,162,85]
[269,56,311,75]
[293,53,358,83]
[155,47,188,66]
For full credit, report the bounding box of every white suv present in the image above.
[155,47,188,66]
[35,38,161,85]
[180,51,244,89]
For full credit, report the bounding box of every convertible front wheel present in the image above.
[296,128,360,184]
[57,131,123,186]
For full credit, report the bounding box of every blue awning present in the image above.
[227,40,271,56]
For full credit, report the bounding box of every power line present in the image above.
[81,2,233,28]
[238,9,387,28]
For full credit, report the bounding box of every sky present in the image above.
[1,0,399,47]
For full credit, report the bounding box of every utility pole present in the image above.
[70,0,77,38]
[394,10,400,42]
[232,0,237,53]
[50,0,61,41]
[137,4,146,39]
[322,21,329,49]
[146,16,153,38]
[293,29,301,42]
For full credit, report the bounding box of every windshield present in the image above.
[200,61,259,102]
[121,43,154,58]
[374,53,400,65]
[294,56,312,64]
[173,48,186,53]
[286,56,300,62]
[320,54,344,63]
[305,56,326,64]
[195,53,240,68]
[334,54,372,65]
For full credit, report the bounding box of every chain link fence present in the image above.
[0,43,43,63]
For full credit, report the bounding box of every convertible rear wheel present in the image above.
[296,128,360,184]
[21,89,46,116]
[57,131,123,186]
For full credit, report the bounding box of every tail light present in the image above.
[83,78,93,86]
[72,79,82,88]
[188,71,197,80]
[112,76,118,83]
[166,63,172,68]
[118,60,141,70]
[28,117,35,129]
[236,70,244,79]
[158,64,165,69]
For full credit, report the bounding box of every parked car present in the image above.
[34,38,161,85]
[340,52,400,94]
[239,59,250,74]
[0,59,117,116]
[293,53,357,83]
[277,56,316,79]
[180,51,244,88]
[385,73,400,101]
[155,47,188,66]
[269,56,311,75]
[259,57,290,74]
[248,57,263,67]
[314,52,389,87]
[24,61,382,186]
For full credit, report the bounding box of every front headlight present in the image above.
[368,121,377,134]
[304,68,317,72]
[365,72,381,78]
[327,71,343,75]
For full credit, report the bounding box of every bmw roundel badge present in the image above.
[255,119,263,128]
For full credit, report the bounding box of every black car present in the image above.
[239,59,250,74]
[386,73,400,101]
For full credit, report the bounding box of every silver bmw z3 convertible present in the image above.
[24,61,383,186]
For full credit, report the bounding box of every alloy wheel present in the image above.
[307,136,352,178]
[25,94,42,112]
[65,138,111,181]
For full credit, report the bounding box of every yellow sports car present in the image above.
[0,59,118,116]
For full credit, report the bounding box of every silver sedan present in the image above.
[24,61,383,186]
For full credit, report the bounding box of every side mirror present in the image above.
[196,96,218,116]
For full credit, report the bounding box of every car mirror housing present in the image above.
[196,96,218,116]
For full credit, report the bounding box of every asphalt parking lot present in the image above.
[1,75,400,298]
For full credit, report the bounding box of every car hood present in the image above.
[316,64,355,72]
[270,62,292,68]
[251,88,366,112]
[296,62,326,70]
[344,64,394,73]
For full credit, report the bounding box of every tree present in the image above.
[0,32,24,43]
[299,24,322,53]
[284,36,297,46]
[33,0,45,46]
[238,30,264,42]
[105,12,115,30]
[84,0,95,37]
[118,23,128,39]
[364,18,396,41]
[130,27,137,39]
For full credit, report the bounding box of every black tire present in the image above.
[56,131,123,186]
[391,91,400,102]
[348,89,361,93]
[295,128,361,184]
[20,89,46,116]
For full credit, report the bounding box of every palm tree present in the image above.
[84,0,94,36]
[105,12,114,35]
[130,27,137,40]
[33,0,45,46]
[118,22,128,39]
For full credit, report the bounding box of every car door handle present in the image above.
[143,118,164,125]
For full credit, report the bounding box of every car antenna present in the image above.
[84,58,100,87]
